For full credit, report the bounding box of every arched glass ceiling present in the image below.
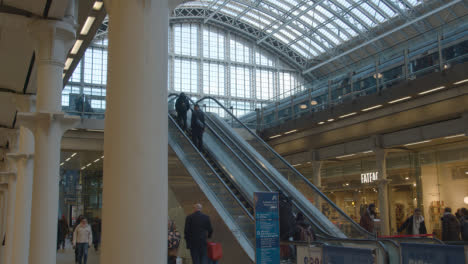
[177,0,424,61]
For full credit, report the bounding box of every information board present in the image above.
[254,192,280,264]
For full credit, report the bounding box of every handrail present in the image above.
[195,95,374,238]
[170,94,332,236]
[167,109,254,222]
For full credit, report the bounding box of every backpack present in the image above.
[168,223,181,249]
[296,225,315,243]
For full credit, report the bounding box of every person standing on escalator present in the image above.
[176,93,190,131]
[191,104,205,152]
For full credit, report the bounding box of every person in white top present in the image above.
[73,218,93,264]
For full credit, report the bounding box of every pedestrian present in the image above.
[459,208,468,241]
[441,207,461,242]
[184,203,213,264]
[73,215,85,263]
[168,219,181,264]
[191,104,205,152]
[91,217,101,251]
[57,215,69,250]
[360,203,376,233]
[397,208,427,235]
[294,212,315,242]
[279,191,296,241]
[73,218,93,264]
[175,92,190,131]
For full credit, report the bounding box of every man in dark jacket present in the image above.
[184,203,213,264]
[191,104,205,151]
[175,93,190,131]
[360,204,376,233]
[57,215,69,250]
[460,208,468,241]
[279,191,296,241]
[398,208,427,235]
[441,207,461,241]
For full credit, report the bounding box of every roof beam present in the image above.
[257,0,326,45]
[204,0,232,24]
[303,0,462,75]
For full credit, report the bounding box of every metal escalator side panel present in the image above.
[167,115,255,260]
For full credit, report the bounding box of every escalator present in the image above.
[168,94,397,262]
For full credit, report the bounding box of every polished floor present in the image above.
[56,240,99,264]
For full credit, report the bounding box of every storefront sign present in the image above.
[361,171,379,184]
[297,246,322,264]
[254,192,280,264]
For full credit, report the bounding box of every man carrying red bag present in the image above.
[184,204,213,264]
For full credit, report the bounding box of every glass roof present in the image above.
[178,0,423,60]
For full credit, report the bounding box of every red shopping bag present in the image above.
[207,242,223,260]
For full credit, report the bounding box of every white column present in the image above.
[101,0,169,263]
[375,148,390,236]
[24,20,79,264]
[311,159,323,210]
[9,95,35,264]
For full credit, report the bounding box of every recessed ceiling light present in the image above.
[339,112,357,118]
[336,154,355,159]
[419,86,445,95]
[318,121,325,125]
[293,164,302,167]
[299,104,307,109]
[454,79,468,85]
[444,134,465,139]
[94,159,100,163]
[60,162,64,166]
[93,1,103,10]
[65,158,71,162]
[64,58,73,70]
[388,96,411,104]
[362,150,373,154]
[80,16,96,35]
[310,100,318,106]
[269,135,281,139]
[327,118,334,122]
[70,40,83,55]
[362,105,383,112]
[71,153,77,157]
[284,129,297,135]
[405,177,409,180]
[404,140,431,146]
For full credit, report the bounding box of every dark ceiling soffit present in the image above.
[0,4,33,17]
[23,52,35,94]
[43,0,53,18]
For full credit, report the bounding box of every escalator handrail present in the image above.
[170,94,332,236]
[168,113,254,222]
[195,96,374,238]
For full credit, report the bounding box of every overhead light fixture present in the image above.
[65,158,71,162]
[443,64,449,70]
[362,150,373,154]
[81,166,86,170]
[284,129,298,135]
[64,58,73,70]
[269,134,281,139]
[418,86,445,95]
[318,121,325,125]
[339,112,357,118]
[362,105,382,112]
[388,96,412,104]
[413,183,417,187]
[86,163,92,167]
[465,171,468,175]
[93,1,103,10]
[405,177,409,180]
[299,104,307,109]
[310,100,318,106]
[373,73,383,79]
[80,16,96,35]
[71,153,77,157]
[444,134,465,139]
[464,196,468,205]
[306,161,311,164]
[60,162,64,166]
[70,40,83,55]
[62,73,66,78]
[94,159,100,163]
[101,156,104,159]
[336,154,355,159]
[327,118,334,122]
[293,164,302,167]
[404,140,431,146]
[454,79,468,85]
[345,183,349,186]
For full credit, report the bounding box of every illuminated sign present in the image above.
[361,172,378,184]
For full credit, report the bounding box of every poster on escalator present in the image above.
[254,192,280,264]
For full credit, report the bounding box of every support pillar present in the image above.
[25,20,79,264]
[9,95,35,264]
[375,148,390,236]
[101,0,169,263]
[311,159,323,211]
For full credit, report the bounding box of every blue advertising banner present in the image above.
[400,243,466,264]
[255,192,280,264]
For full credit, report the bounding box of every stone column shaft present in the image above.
[375,149,390,236]
[101,0,169,263]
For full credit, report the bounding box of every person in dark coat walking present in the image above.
[398,208,427,235]
[191,104,205,152]
[184,203,213,264]
[91,217,101,251]
[57,215,69,250]
[441,207,461,241]
[460,208,468,241]
[360,204,376,233]
[279,191,296,241]
[175,93,190,131]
